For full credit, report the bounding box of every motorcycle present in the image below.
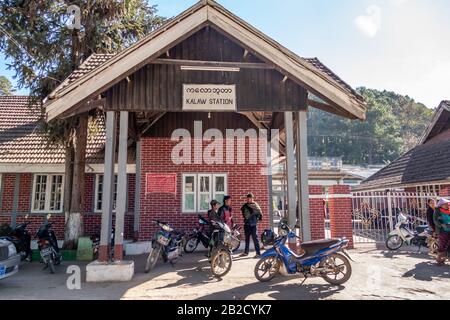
[91,227,115,260]
[184,215,241,254]
[386,212,432,252]
[36,217,62,274]
[254,221,353,285]
[208,219,240,278]
[0,219,32,262]
[145,221,186,273]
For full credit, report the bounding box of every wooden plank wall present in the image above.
[106,27,307,112]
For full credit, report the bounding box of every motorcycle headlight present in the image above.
[8,243,17,257]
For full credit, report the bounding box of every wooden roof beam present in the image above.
[153,58,274,70]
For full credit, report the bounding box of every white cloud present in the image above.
[354,5,381,38]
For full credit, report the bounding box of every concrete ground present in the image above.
[1,245,450,300]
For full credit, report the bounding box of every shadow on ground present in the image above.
[402,261,450,282]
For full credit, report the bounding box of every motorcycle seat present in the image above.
[301,238,342,256]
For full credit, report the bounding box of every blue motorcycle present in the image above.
[255,222,353,285]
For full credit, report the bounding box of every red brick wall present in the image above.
[1,174,15,213]
[328,185,354,249]
[0,172,136,240]
[309,185,325,241]
[139,137,270,240]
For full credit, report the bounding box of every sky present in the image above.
[1,0,450,108]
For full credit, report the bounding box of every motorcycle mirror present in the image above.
[25,214,29,220]
[46,213,52,220]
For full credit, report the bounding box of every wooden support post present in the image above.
[296,111,311,241]
[267,133,274,229]
[284,112,297,234]
[133,139,141,240]
[99,111,117,262]
[114,111,129,261]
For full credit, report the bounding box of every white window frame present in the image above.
[94,174,118,213]
[182,173,228,213]
[182,174,197,213]
[31,174,64,214]
[198,174,212,213]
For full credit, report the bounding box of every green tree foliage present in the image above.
[0,75,14,95]
[0,0,165,102]
[308,88,434,165]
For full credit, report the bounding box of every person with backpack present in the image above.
[239,193,262,257]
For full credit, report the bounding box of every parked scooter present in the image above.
[36,215,62,274]
[184,215,242,254]
[386,212,432,252]
[0,217,32,262]
[208,219,240,278]
[145,221,186,273]
[184,216,211,253]
[91,227,115,260]
[255,220,353,285]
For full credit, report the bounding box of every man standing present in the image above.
[240,193,262,257]
[219,196,234,229]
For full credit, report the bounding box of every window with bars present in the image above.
[32,174,64,213]
[95,174,118,212]
[182,174,227,213]
[416,185,441,195]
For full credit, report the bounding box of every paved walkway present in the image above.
[1,246,449,300]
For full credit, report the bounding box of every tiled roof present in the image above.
[0,96,105,164]
[304,58,363,102]
[49,54,115,99]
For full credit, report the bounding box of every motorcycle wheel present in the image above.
[184,237,199,254]
[211,249,232,278]
[254,256,280,282]
[145,244,161,273]
[386,235,404,251]
[319,253,352,285]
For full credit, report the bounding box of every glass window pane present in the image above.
[184,194,195,211]
[184,176,195,192]
[34,175,47,211]
[200,194,210,211]
[200,176,210,192]
[49,175,63,211]
[215,176,225,192]
[215,194,225,205]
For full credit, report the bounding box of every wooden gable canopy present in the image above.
[44,0,366,121]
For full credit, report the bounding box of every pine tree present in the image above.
[0,0,165,249]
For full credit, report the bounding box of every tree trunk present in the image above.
[64,114,88,250]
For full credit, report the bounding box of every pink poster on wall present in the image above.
[146,173,177,195]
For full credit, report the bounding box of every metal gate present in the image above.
[351,191,437,244]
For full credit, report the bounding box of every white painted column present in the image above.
[114,111,129,260]
[267,133,274,229]
[99,111,117,262]
[284,112,297,231]
[296,110,311,241]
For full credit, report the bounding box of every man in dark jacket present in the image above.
[240,193,262,257]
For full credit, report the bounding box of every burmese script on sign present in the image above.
[183,84,237,111]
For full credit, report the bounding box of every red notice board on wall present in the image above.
[146,173,177,195]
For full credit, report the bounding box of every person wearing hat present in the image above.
[240,193,262,257]
[433,198,450,266]
[219,196,234,229]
